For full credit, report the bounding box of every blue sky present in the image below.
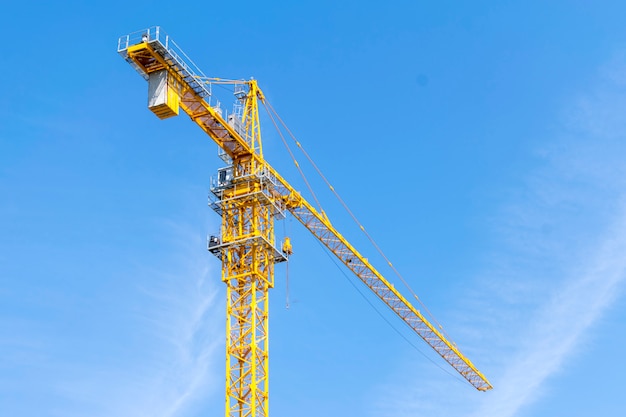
[2,1,626,416]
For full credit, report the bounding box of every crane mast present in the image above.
[214,83,278,417]
[117,26,492,417]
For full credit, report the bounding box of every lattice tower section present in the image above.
[221,158,275,417]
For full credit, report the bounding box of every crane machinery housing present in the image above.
[117,26,492,417]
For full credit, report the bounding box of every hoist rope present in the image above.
[283,220,290,309]
[285,261,290,309]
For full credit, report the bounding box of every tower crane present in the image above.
[117,26,492,417]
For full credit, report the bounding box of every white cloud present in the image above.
[54,221,224,417]
[374,52,626,417]
[470,206,626,417]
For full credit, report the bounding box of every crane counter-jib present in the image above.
[118,25,492,417]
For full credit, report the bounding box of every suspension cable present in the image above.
[315,237,469,387]
[262,103,326,215]
[263,99,451,338]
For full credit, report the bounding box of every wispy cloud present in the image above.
[54,220,223,417]
[470,206,626,417]
[374,52,626,417]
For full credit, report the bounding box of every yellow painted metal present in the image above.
[148,77,180,119]
[281,237,292,256]
[219,84,276,417]
[242,80,264,157]
[119,32,492,417]
[221,170,274,417]
[125,41,253,160]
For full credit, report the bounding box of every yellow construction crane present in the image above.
[117,26,492,417]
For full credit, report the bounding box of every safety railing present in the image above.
[117,26,211,98]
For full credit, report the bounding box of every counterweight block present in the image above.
[148,70,180,119]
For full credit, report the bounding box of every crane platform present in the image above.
[117,26,211,98]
